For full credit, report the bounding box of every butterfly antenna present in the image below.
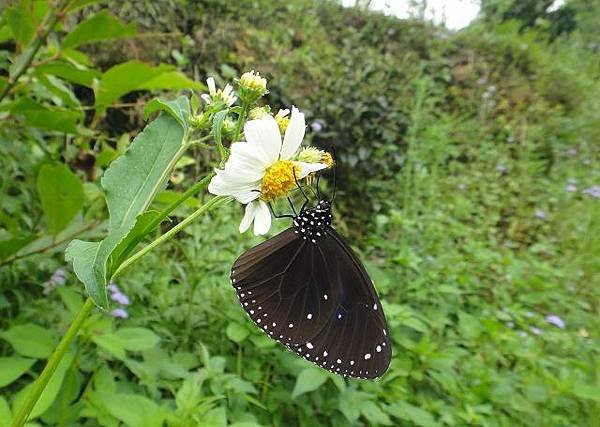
[330,146,337,202]
[292,166,310,211]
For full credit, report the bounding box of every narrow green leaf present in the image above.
[114,327,160,351]
[62,11,136,49]
[361,401,392,426]
[12,353,73,420]
[37,75,80,107]
[34,61,100,87]
[0,357,35,387]
[67,106,188,308]
[0,324,54,358]
[212,109,229,158]
[95,60,202,108]
[0,235,36,262]
[292,367,329,398]
[37,163,84,235]
[0,396,11,425]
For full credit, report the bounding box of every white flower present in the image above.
[208,107,327,235]
[201,77,237,107]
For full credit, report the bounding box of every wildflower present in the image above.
[566,183,577,192]
[518,331,528,338]
[534,209,546,219]
[566,148,578,156]
[578,328,589,338]
[110,291,130,306]
[545,314,565,329]
[208,107,328,235]
[496,162,506,173]
[238,70,268,103]
[248,106,271,120]
[110,308,128,319]
[201,77,237,108]
[507,321,515,329]
[530,327,542,335]
[311,121,324,133]
[107,283,119,293]
[42,268,67,295]
[274,109,290,135]
[582,185,600,199]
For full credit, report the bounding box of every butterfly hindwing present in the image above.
[231,228,339,344]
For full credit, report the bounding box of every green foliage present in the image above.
[1,0,599,426]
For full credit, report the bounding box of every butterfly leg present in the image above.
[268,202,295,219]
[287,197,298,215]
[292,167,310,211]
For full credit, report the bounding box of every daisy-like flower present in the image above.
[201,77,237,107]
[208,107,327,235]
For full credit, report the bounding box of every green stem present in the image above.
[11,298,94,427]
[232,104,248,143]
[112,195,233,278]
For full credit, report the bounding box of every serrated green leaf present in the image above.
[144,96,191,129]
[67,107,188,308]
[37,163,84,235]
[226,323,249,343]
[95,61,202,108]
[292,367,329,398]
[12,353,73,420]
[114,327,160,351]
[62,11,136,49]
[0,357,35,387]
[0,324,54,358]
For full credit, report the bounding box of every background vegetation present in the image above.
[0,0,598,425]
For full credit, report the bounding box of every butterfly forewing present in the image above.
[230,202,391,379]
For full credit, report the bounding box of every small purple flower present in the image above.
[110,308,128,319]
[566,184,577,192]
[110,291,130,305]
[50,268,67,285]
[311,121,324,133]
[545,314,565,329]
[530,327,542,335]
[534,209,546,219]
[582,185,600,199]
[107,283,119,293]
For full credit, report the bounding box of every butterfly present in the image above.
[230,186,392,379]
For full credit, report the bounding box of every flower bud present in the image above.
[238,70,268,104]
[248,106,271,120]
[274,109,290,135]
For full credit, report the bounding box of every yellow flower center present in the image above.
[261,160,299,202]
[276,116,290,135]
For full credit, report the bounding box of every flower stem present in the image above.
[11,297,94,427]
[112,195,233,278]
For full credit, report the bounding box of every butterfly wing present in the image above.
[231,227,391,379]
[231,228,339,344]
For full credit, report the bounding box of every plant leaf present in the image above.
[0,324,54,358]
[114,327,160,351]
[0,357,35,387]
[35,61,101,87]
[292,367,329,398]
[62,11,136,49]
[226,323,249,343]
[37,163,84,235]
[0,235,36,262]
[67,102,189,308]
[9,98,82,133]
[95,61,203,108]
[144,97,191,130]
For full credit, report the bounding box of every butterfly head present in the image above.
[293,200,333,242]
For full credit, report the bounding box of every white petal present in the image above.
[208,173,260,203]
[253,200,272,235]
[201,94,211,103]
[244,116,281,165]
[294,161,327,178]
[239,201,259,233]
[281,107,305,159]
[207,77,216,95]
